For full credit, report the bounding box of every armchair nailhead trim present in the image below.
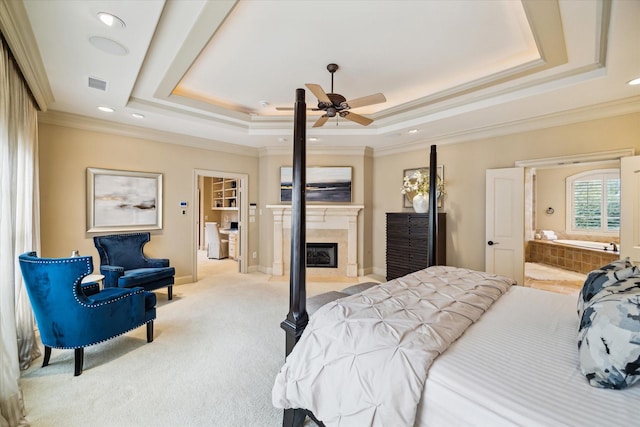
[21,257,92,267]
[74,285,145,307]
[22,256,146,307]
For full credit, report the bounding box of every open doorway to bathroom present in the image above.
[518,151,626,295]
[193,169,248,280]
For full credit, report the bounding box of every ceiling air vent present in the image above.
[88,77,108,91]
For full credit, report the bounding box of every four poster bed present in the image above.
[272,89,640,426]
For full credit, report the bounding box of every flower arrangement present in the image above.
[401,170,446,199]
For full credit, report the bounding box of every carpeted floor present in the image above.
[20,254,380,426]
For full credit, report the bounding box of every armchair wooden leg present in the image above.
[168,285,173,300]
[74,348,84,376]
[147,320,154,343]
[42,346,52,367]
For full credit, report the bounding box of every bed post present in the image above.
[281,88,310,427]
[428,144,438,266]
[281,88,308,356]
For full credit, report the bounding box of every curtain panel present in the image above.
[0,35,40,427]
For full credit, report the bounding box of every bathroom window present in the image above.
[566,169,620,234]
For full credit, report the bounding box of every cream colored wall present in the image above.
[534,163,618,233]
[372,113,640,274]
[39,113,640,282]
[257,149,373,275]
[38,123,259,283]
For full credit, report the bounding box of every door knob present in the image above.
[487,240,499,246]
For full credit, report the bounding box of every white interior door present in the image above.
[620,155,640,264]
[486,167,525,284]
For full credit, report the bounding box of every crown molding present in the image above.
[39,93,639,161]
[373,96,640,157]
[515,148,634,168]
[258,145,372,158]
[374,0,610,131]
[38,110,259,157]
[0,0,53,110]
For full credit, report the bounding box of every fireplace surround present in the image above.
[267,205,363,277]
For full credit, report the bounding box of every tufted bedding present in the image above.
[272,266,515,426]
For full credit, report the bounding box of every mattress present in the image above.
[416,286,640,426]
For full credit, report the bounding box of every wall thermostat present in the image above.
[179,201,188,208]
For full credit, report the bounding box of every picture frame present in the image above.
[86,167,163,232]
[402,165,444,209]
[280,166,352,203]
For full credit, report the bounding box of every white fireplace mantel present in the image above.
[266,204,363,277]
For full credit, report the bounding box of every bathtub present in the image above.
[528,239,619,274]
[552,239,617,252]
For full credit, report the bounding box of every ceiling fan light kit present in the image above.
[304,63,386,128]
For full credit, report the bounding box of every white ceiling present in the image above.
[18,0,640,152]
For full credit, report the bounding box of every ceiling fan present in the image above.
[278,63,386,127]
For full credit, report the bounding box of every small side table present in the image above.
[82,274,105,290]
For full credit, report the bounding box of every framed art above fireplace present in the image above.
[280,166,352,203]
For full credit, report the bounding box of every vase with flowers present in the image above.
[401,170,446,213]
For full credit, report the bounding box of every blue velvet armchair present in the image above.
[93,232,175,300]
[18,252,156,376]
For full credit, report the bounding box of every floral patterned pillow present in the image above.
[577,258,635,317]
[577,282,640,389]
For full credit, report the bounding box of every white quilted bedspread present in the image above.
[272,266,515,426]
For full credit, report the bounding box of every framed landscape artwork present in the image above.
[280,166,352,203]
[86,167,163,232]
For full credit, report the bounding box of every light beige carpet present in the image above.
[20,256,378,426]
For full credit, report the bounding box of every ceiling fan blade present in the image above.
[341,111,373,126]
[344,93,386,109]
[313,115,329,128]
[305,84,331,104]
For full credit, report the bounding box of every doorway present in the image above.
[513,149,630,291]
[193,169,249,281]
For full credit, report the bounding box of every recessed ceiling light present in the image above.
[259,100,270,108]
[97,106,114,113]
[89,36,128,56]
[309,137,319,142]
[131,113,145,119]
[97,12,126,28]
[408,129,419,134]
[628,77,640,86]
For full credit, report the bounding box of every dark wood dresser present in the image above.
[386,212,446,281]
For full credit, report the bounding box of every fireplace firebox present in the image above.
[306,243,338,268]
